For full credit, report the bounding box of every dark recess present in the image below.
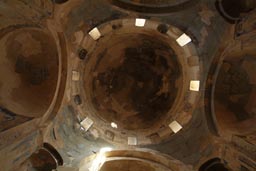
[199,158,229,171]
[74,95,82,105]
[43,143,63,166]
[78,48,88,60]
[215,0,256,23]
[52,0,69,4]
[157,24,169,34]
[108,0,200,14]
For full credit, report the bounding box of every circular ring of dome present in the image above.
[71,19,201,145]
[108,0,199,14]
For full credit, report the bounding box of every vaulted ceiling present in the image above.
[0,0,255,171]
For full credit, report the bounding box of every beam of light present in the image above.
[135,18,146,27]
[111,122,118,129]
[189,80,200,91]
[89,147,112,171]
[176,33,191,46]
[168,121,182,133]
[88,27,101,40]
